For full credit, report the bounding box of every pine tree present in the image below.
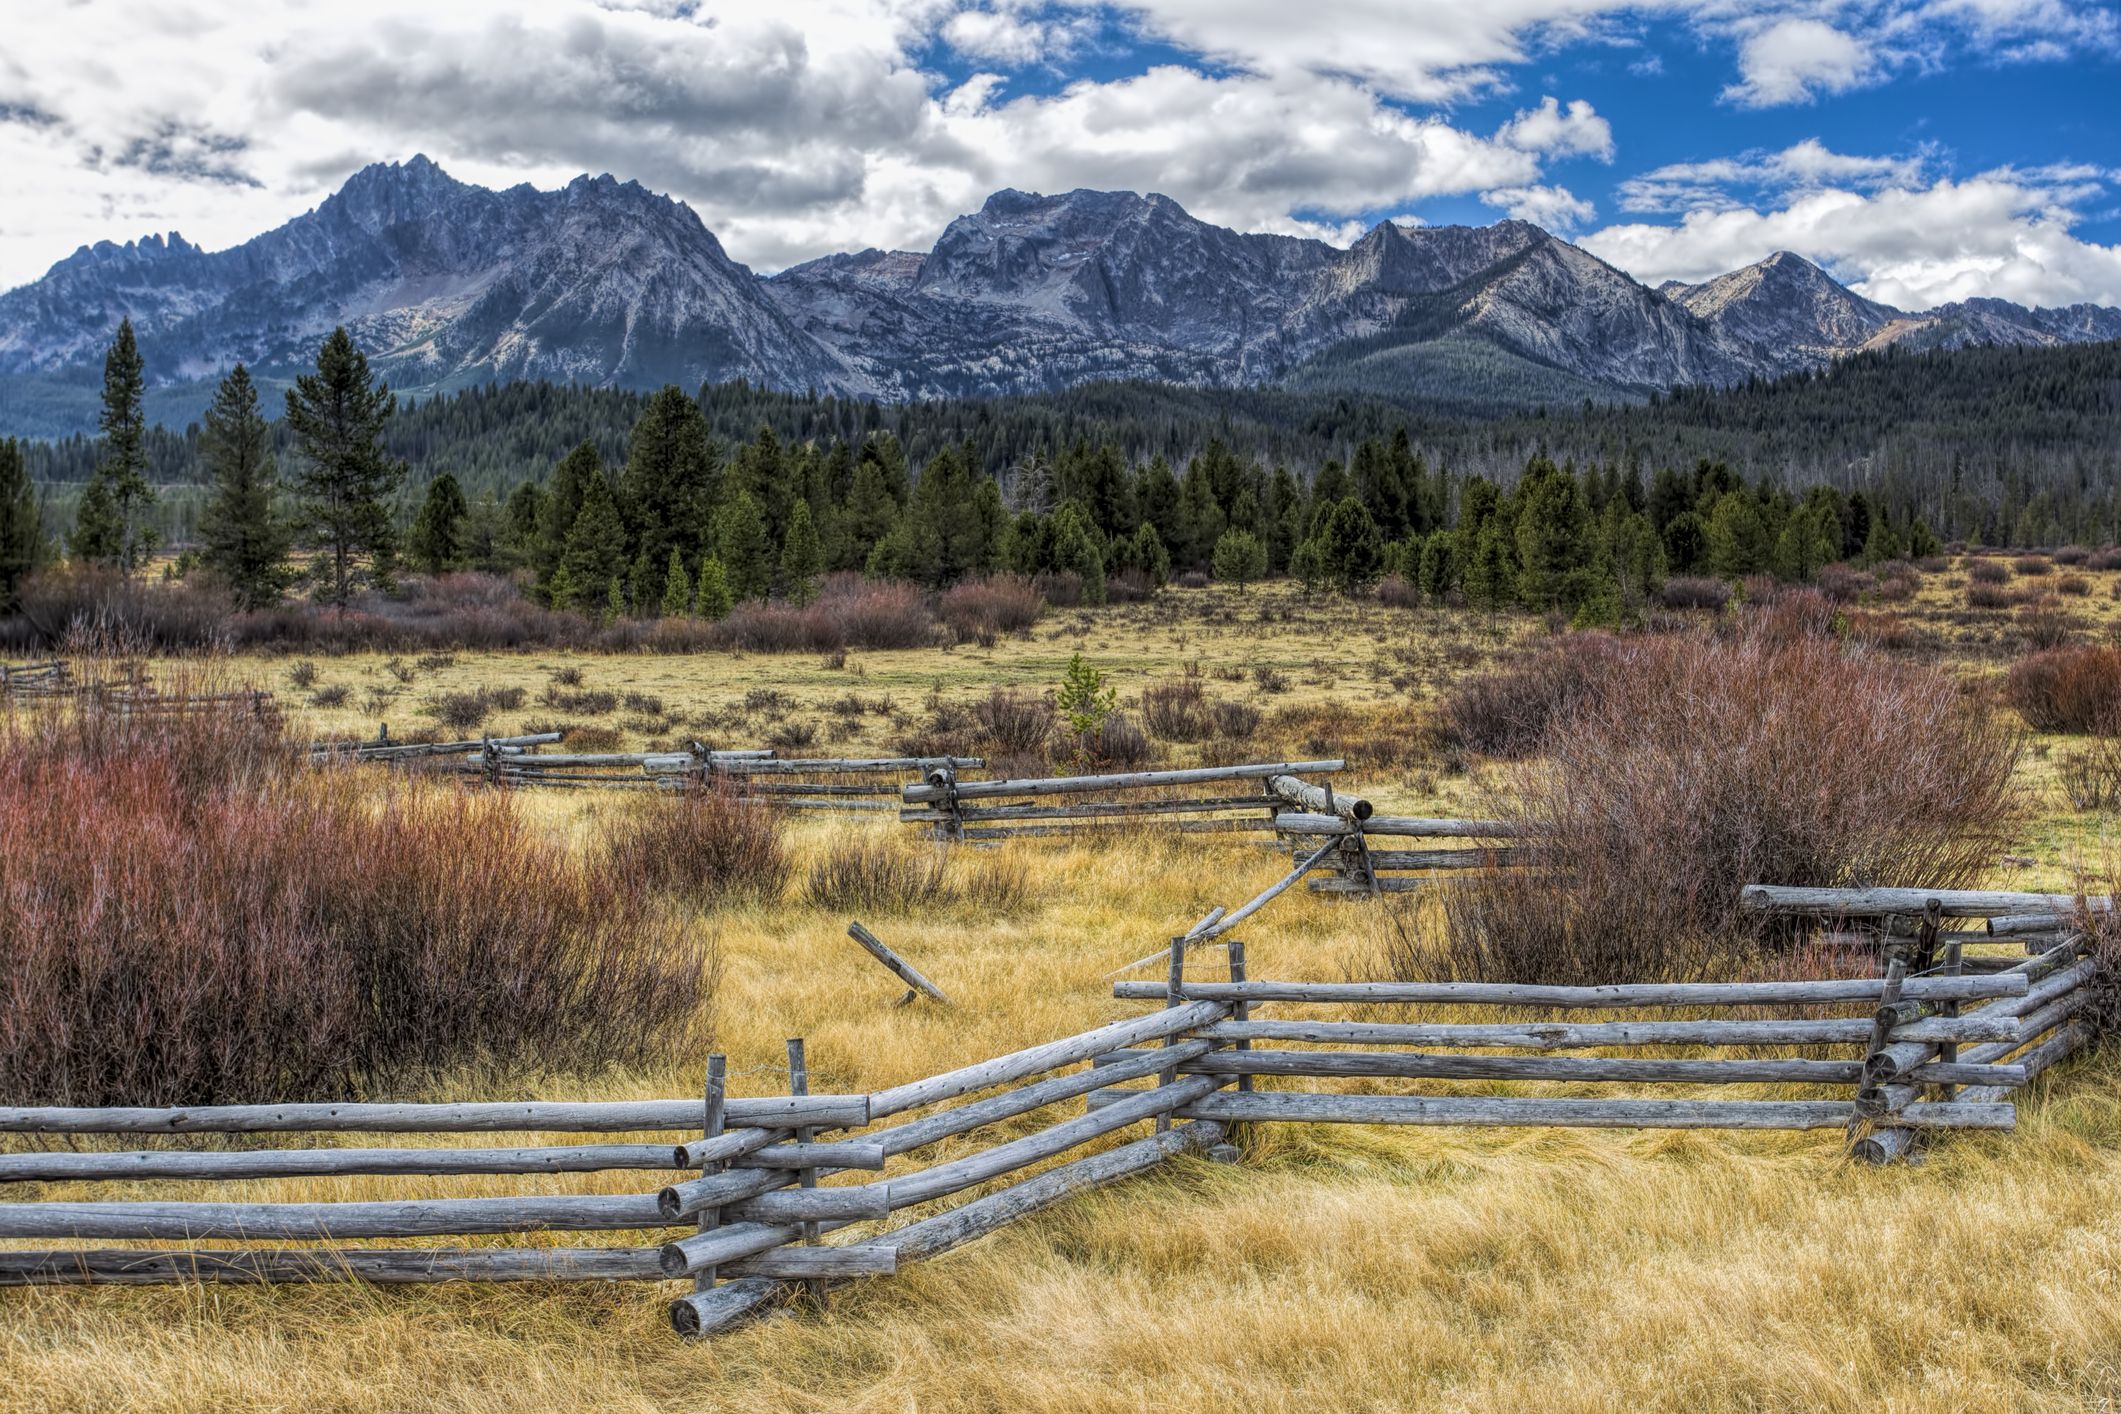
[1129,522,1170,588]
[0,438,43,612]
[715,490,773,602]
[1706,492,1772,578]
[1464,520,1518,611]
[1417,530,1457,601]
[408,473,469,574]
[1050,502,1107,604]
[535,442,602,598]
[661,547,693,618]
[196,362,291,609]
[459,493,510,573]
[1312,497,1384,596]
[284,327,406,604]
[1210,528,1266,591]
[1662,510,1709,575]
[1512,460,1594,613]
[781,498,823,604]
[620,387,716,576]
[693,553,733,620]
[71,319,157,572]
[558,472,628,613]
[832,459,900,571]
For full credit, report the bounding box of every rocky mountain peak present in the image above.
[4,161,2118,437]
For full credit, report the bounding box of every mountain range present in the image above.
[4,154,2118,436]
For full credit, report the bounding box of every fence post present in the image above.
[786,1037,826,1307]
[693,1055,727,1295]
[1205,938,1248,1163]
[1850,942,1911,1160]
[1157,935,1188,1134]
[1938,908,1962,1102]
[930,766,964,843]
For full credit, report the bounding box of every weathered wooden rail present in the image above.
[0,659,72,698]
[457,743,985,809]
[0,1007,1232,1339]
[899,760,1347,841]
[3,880,2100,1334]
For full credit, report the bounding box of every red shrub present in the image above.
[596,783,788,907]
[1410,627,2022,983]
[938,574,1045,642]
[2004,644,2121,732]
[0,706,709,1105]
[1436,634,1629,758]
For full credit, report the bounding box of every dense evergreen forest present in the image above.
[10,336,2120,580]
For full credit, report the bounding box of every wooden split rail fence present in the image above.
[1742,883,2108,1162]
[0,660,72,698]
[1,660,277,723]
[899,760,1348,842]
[310,732,985,812]
[0,1009,1231,1338]
[1092,927,2058,1163]
[451,743,987,810]
[1,882,2098,1334]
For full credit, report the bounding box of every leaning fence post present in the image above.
[693,1055,727,1295]
[785,1037,826,1307]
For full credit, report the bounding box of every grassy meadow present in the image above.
[5,556,2121,1411]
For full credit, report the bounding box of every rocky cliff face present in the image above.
[5,158,2117,433]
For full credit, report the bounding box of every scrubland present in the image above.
[5,553,2121,1411]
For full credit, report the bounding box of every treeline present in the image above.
[24,336,2118,551]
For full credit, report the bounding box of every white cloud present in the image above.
[1497,96,1615,160]
[0,0,1613,287]
[0,0,2114,297]
[1722,18,1877,106]
[1583,171,2121,308]
[1617,138,1934,211]
[1482,183,1596,228]
[943,8,1092,64]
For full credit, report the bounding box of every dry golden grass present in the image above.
[7,561,2121,1410]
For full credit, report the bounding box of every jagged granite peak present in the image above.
[4,164,2120,433]
[1669,250,1901,372]
[0,155,851,395]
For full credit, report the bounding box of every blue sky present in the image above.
[2,1,2118,307]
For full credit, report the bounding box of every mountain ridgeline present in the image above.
[4,156,2120,439]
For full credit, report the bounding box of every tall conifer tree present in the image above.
[197,363,291,608]
[285,327,405,604]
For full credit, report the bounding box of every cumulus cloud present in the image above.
[1722,18,1877,106]
[1497,96,1614,160]
[0,0,2114,296]
[0,0,1619,286]
[1482,184,1597,229]
[1617,138,1935,212]
[1583,170,2121,308]
[943,7,1094,64]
